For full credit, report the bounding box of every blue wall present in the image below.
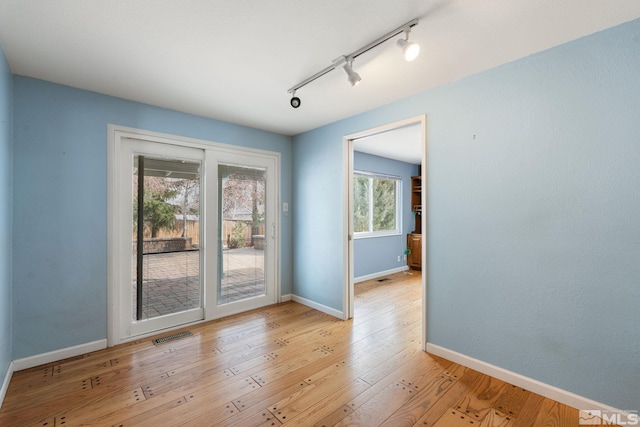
[12,78,293,359]
[0,45,13,390]
[353,152,418,279]
[292,19,640,409]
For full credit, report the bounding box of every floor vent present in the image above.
[152,331,192,345]
[377,278,391,282]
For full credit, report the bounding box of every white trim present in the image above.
[420,116,428,350]
[345,116,427,141]
[291,295,344,319]
[343,132,352,320]
[13,340,107,371]
[0,361,14,409]
[107,125,119,346]
[426,343,627,415]
[344,114,428,345]
[108,124,281,158]
[281,294,292,302]
[354,266,409,283]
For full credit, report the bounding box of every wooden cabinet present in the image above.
[407,233,422,270]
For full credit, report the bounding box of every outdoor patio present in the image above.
[132,247,265,319]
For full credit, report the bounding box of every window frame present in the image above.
[353,170,402,239]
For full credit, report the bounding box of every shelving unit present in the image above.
[407,173,422,270]
[410,175,421,234]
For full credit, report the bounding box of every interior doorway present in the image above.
[344,115,427,348]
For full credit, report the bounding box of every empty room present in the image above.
[0,1,639,426]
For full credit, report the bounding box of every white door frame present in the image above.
[212,151,279,318]
[107,125,281,346]
[343,115,428,349]
[118,138,206,339]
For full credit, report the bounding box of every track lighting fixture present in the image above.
[342,60,361,87]
[290,91,301,109]
[287,17,420,108]
[397,27,420,61]
[334,56,361,87]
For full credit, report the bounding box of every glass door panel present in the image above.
[120,139,204,339]
[132,156,202,320]
[218,164,267,304]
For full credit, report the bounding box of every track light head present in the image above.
[290,91,301,108]
[342,61,361,87]
[397,30,420,61]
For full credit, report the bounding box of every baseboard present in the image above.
[291,295,343,319]
[13,340,107,371]
[426,343,627,418]
[0,361,14,410]
[280,294,292,302]
[354,266,410,283]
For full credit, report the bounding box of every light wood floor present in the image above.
[1,272,589,426]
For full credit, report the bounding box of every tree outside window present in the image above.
[354,172,401,237]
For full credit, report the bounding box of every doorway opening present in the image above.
[344,115,427,348]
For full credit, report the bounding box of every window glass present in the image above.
[353,171,401,237]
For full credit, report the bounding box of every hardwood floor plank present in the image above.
[335,353,451,426]
[335,380,421,427]
[511,392,545,427]
[452,370,507,423]
[359,346,436,386]
[411,370,484,427]
[313,405,354,427]
[223,322,419,427]
[221,381,311,427]
[530,398,580,427]
[479,408,517,427]
[91,373,259,426]
[268,357,383,425]
[491,384,530,419]
[432,408,483,426]
[379,373,456,427]
[0,272,588,427]
[286,379,371,427]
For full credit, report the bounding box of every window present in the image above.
[353,171,401,238]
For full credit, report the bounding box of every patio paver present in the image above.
[132,247,265,319]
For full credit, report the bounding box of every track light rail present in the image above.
[287,18,420,95]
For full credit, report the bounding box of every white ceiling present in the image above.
[353,123,422,165]
[1,0,639,147]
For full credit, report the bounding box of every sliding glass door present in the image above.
[212,151,277,317]
[120,140,204,338]
[110,128,280,343]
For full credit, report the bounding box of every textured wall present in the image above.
[12,78,293,359]
[293,19,640,409]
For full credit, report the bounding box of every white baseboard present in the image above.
[426,343,626,417]
[291,295,344,319]
[13,340,107,371]
[354,266,410,283]
[280,294,292,302]
[0,361,14,410]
